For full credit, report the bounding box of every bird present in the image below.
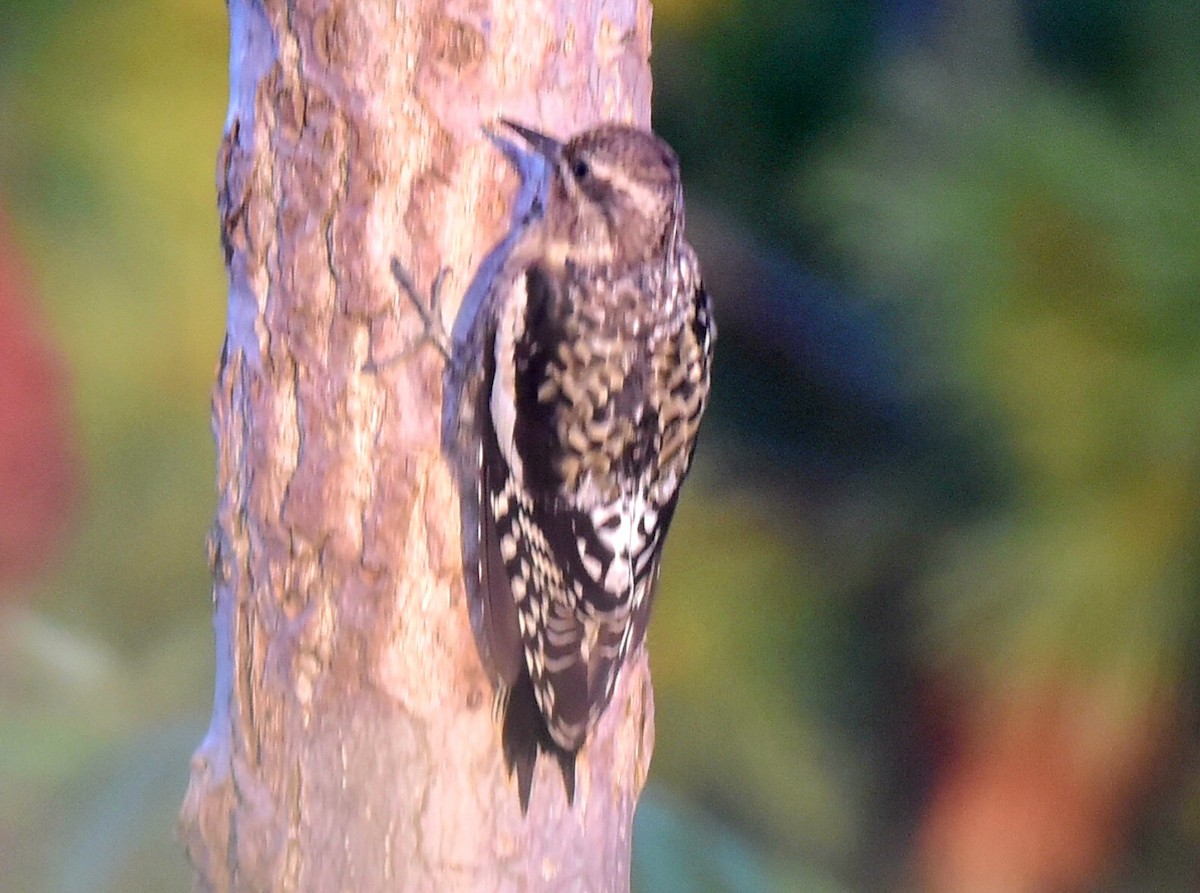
[443,118,715,811]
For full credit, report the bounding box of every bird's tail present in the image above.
[500,667,577,813]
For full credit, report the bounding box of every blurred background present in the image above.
[1,0,1198,890]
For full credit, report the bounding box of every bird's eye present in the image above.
[571,158,590,180]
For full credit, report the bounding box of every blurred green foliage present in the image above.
[796,55,1200,692]
[1,1,1198,891]
[1,0,225,889]
[1,0,225,646]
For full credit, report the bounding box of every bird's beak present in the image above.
[496,118,563,161]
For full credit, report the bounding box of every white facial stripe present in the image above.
[588,159,663,222]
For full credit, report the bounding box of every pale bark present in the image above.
[179,1,656,890]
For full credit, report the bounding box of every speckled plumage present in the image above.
[448,121,714,811]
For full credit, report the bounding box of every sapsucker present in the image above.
[443,119,715,811]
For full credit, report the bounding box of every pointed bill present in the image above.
[496,118,564,162]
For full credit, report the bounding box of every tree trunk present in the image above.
[178,1,656,890]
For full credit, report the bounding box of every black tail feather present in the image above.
[501,668,577,812]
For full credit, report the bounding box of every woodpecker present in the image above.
[444,119,715,811]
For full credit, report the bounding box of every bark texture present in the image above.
[178,1,656,890]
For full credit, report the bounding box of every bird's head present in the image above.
[500,120,684,271]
